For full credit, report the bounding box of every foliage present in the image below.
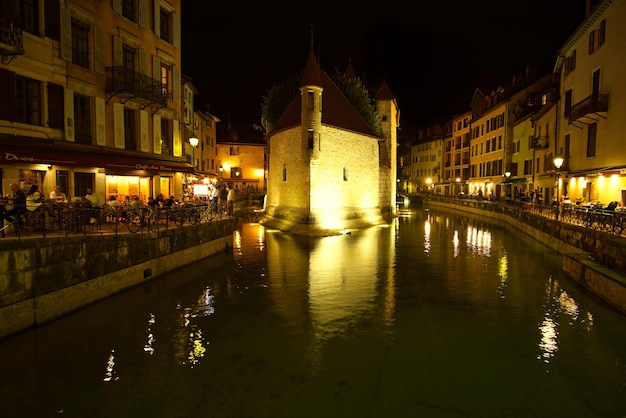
[261,72,302,131]
[261,70,383,136]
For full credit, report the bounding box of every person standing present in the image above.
[226,185,234,215]
[210,183,220,213]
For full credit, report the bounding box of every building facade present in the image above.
[0,0,189,205]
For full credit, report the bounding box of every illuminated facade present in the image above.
[262,49,397,235]
[215,120,266,191]
[0,0,189,204]
[444,112,471,195]
[555,0,626,206]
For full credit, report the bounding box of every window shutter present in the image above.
[94,27,105,74]
[173,119,181,157]
[140,110,149,152]
[113,36,123,66]
[138,0,148,28]
[95,97,106,146]
[153,0,160,38]
[113,102,125,148]
[112,0,122,14]
[153,114,162,154]
[173,12,180,48]
[152,55,160,81]
[64,88,75,141]
[138,49,147,75]
[172,66,180,102]
[60,8,72,62]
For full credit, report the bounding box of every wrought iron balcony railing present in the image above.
[569,94,608,123]
[533,136,550,149]
[105,66,168,108]
[0,16,25,64]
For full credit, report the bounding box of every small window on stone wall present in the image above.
[343,166,348,181]
[282,164,287,182]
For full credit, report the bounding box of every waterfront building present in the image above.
[215,118,266,192]
[261,48,398,234]
[0,0,188,204]
[410,124,445,194]
[555,0,626,207]
[443,112,471,196]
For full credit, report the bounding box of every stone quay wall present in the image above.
[426,197,626,315]
[0,219,237,341]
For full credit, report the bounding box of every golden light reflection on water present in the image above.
[261,222,397,352]
[466,225,492,256]
[538,276,592,363]
[497,251,508,297]
[423,218,431,253]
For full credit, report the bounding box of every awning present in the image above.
[500,177,528,185]
[0,143,193,173]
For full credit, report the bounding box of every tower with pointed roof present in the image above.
[260,47,398,235]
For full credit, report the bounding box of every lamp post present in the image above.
[553,156,564,220]
[189,135,199,172]
[219,165,223,181]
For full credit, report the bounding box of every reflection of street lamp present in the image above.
[189,136,199,171]
[553,156,564,220]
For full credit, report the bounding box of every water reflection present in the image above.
[263,223,397,347]
[1,209,626,417]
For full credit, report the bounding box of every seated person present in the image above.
[3,183,26,226]
[26,185,42,212]
[130,195,144,210]
[84,188,100,207]
[49,186,67,204]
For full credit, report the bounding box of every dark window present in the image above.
[122,0,136,22]
[74,172,94,198]
[44,0,60,40]
[159,7,171,43]
[19,0,40,35]
[124,108,138,151]
[122,44,136,89]
[564,89,572,118]
[598,19,606,47]
[74,93,92,145]
[161,118,172,155]
[589,31,595,54]
[15,75,42,125]
[587,123,597,158]
[47,82,64,129]
[282,164,287,182]
[71,18,90,68]
[307,129,314,149]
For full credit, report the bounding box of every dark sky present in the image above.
[181,2,586,130]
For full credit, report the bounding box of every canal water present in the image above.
[1,207,625,418]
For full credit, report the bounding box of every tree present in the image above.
[261,70,382,136]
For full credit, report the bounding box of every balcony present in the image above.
[569,94,608,124]
[0,16,25,64]
[105,66,168,111]
[533,136,550,149]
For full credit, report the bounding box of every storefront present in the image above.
[1,142,193,204]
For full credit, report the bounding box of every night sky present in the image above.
[181,2,587,130]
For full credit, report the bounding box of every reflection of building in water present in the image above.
[262,224,397,346]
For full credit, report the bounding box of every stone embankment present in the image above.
[0,218,237,341]
[425,197,626,315]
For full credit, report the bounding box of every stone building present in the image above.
[260,48,399,235]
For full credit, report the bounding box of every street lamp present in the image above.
[504,171,511,199]
[219,165,223,181]
[189,135,199,172]
[553,156,564,220]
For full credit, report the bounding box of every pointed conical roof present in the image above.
[375,80,396,101]
[301,48,322,87]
